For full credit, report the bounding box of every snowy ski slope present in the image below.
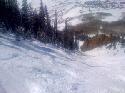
[0,32,125,93]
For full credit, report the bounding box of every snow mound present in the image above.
[0,33,125,93]
[85,43,125,57]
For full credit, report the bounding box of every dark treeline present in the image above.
[0,0,78,50]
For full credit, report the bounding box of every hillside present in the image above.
[0,32,125,93]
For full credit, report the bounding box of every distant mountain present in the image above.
[17,0,125,30]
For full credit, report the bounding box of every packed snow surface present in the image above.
[0,33,125,93]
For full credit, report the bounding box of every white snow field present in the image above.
[0,33,125,93]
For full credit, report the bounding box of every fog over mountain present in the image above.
[18,0,125,30]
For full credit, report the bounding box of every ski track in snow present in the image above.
[0,33,125,93]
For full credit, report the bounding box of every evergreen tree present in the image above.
[44,5,53,41]
[39,0,46,31]
[25,3,34,39]
[22,0,29,38]
[53,10,58,44]
[0,0,20,32]
[10,0,20,31]
[32,9,40,39]
[0,0,6,25]
[37,0,47,41]
[44,5,51,27]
